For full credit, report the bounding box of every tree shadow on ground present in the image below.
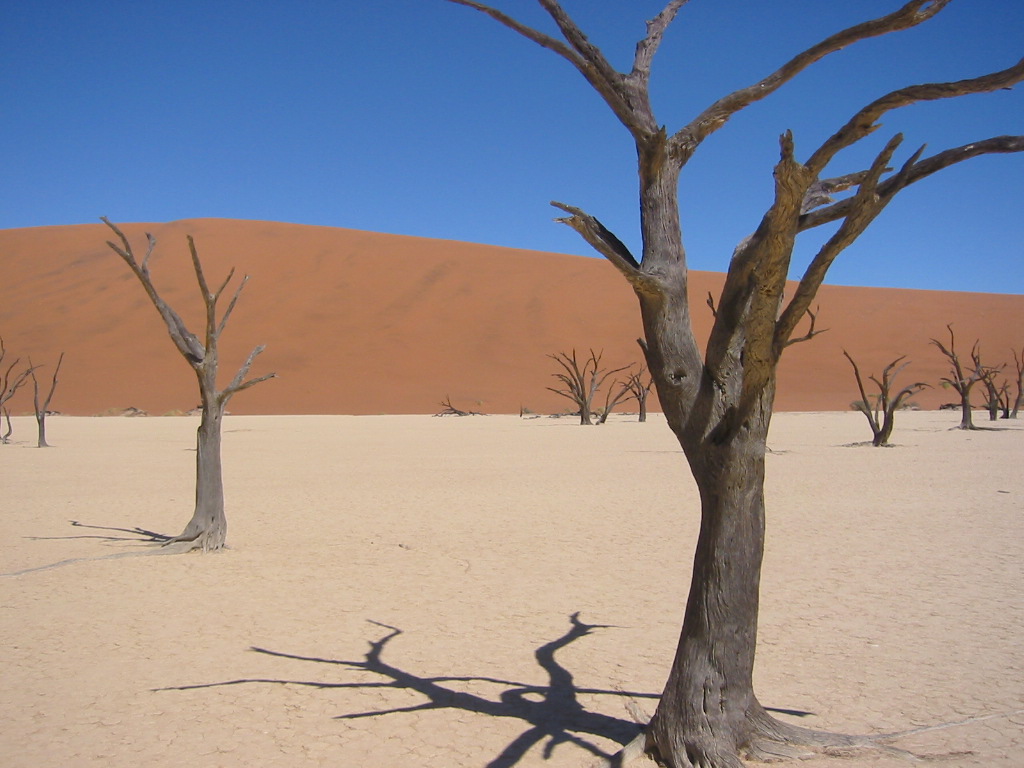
[159,612,815,766]
[161,612,651,766]
[3,521,178,577]
[25,520,172,543]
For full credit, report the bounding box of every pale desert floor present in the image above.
[1,411,1021,768]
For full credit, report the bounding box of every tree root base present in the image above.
[598,706,1024,768]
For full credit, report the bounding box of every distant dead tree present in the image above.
[435,395,484,416]
[842,350,927,446]
[994,378,1013,419]
[598,361,656,424]
[1010,347,1024,418]
[596,374,634,424]
[547,349,628,425]
[0,337,35,444]
[103,218,276,552]
[622,360,655,423]
[29,352,64,448]
[931,325,984,430]
[971,346,1005,422]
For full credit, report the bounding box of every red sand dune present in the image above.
[2,218,1021,416]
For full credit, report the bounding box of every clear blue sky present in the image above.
[3,1,1021,293]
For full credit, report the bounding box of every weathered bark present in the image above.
[178,400,228,551]
[650,390,770,765]
[445,2,1024,764]
[103,219,275,553]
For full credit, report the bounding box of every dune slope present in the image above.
[1,219,1020,415]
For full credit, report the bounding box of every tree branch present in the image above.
[223,344,276,400]
[550,201,650,286]
[446,0,657,137]
[800,136,1024,231]
[102,218,208,366]
[217,276,250,338]
[801,170,876,214]
[444,0,579,64]
[776,135,916,349]
[30,352,64,415]
[630,1,689,84]
[537,0,620,86]
[669,0,953,161]
[784,307,827,348]
[806,57,1024,175]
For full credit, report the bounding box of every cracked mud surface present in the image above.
[2,412,1020,767]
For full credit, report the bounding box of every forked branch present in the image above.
[550,201,644,283]
[102,218,276,407]
[806,58,1024,175]
[801,136,1024,232]
[673,1,955,161]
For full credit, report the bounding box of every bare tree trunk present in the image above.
[651,399,769,765]
[955,391,974,429]
[30,352,63,448]
[876,410,897,446]
[178,399,228,551]
[1011,348,1023,418]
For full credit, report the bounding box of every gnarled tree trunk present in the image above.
[445,2,1024,765]
[179,395,228,551]
[651,398,771,765]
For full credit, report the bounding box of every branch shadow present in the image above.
[25,519,172,543]
[157,612,816,766]
[160,612,652,766]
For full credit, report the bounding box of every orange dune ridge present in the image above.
[1,218,1021,416]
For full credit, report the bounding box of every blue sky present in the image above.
[3,1,1021,293]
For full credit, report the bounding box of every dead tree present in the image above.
[1010,347,1024,418]
[103,218,276,552]
[596,374,634,424]
[29,352,64,448]
[547,349,628,425]
[995,378,1013,419]
[446,2,1023,765]
[971,346,1005,421]
[434,395,483,416]
[0,337,35,443]
[843,350,927,446]
[931,325,985,430]
[622,361,655,423]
